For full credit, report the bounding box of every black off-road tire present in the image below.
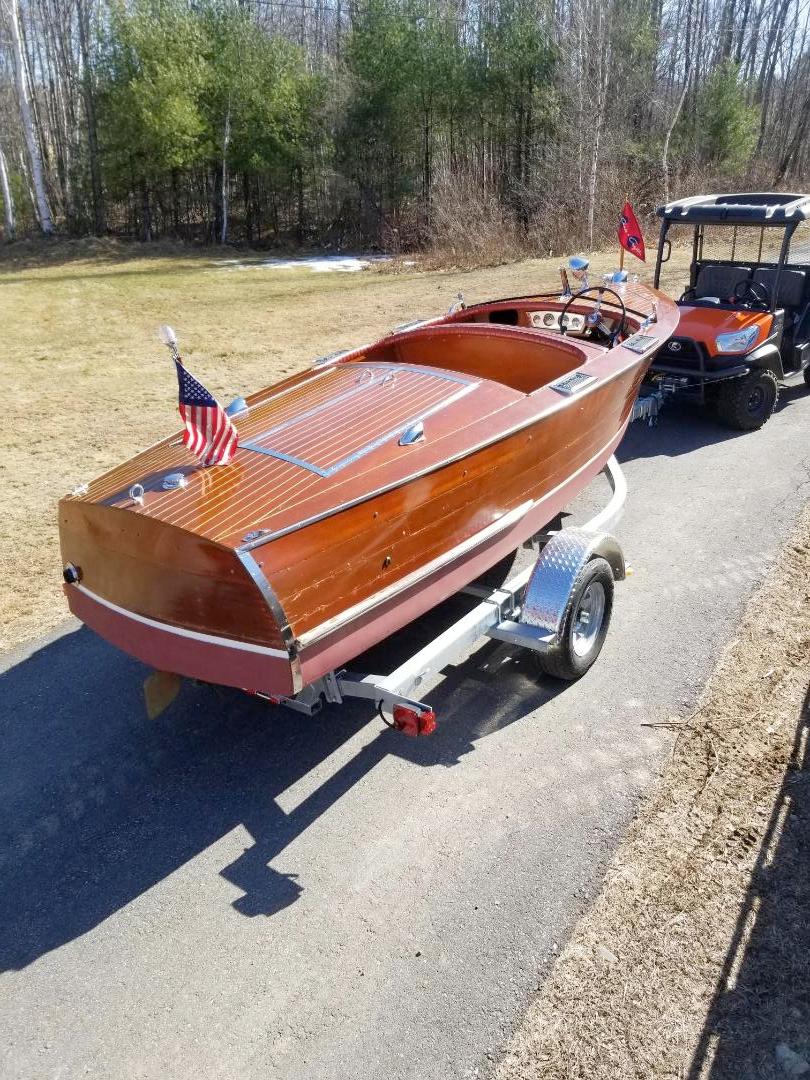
[803,364,810,389]
[535,557,614,682]
[715,369,779,431]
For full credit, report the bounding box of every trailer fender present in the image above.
[520,528,625,643]
[746,342,783,379]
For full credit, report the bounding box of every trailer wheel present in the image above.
[535,557,614,681]
[716,370,778,430]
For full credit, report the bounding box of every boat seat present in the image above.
[752,267,807,309]
[694,264,752,300]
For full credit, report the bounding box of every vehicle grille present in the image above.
[660,336,703,369]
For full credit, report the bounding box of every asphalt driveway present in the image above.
[2,385,809,1080]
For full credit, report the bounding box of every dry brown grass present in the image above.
[494,507,810,1080]
[0,241,691,654]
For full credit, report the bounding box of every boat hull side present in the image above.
[256,354,646,647]
[296,418,626,685]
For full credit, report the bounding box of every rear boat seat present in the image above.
[694,264,752,300]
[752,267,807,309]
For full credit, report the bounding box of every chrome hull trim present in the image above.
[236,550,303,692]
[297,500,534,649]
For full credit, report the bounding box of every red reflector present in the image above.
[393,705,436,737]
[418,709,436,736]
[393,705,419,736]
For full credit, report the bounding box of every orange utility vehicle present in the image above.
[650,192,810,429]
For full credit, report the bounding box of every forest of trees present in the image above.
[1,0,809,254]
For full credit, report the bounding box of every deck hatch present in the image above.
[240,364,477,477]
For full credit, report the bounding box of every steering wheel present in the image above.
[559,285,627,347]
[732,278,770,309]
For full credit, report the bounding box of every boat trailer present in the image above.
[259,454,630,736]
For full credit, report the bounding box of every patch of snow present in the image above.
[215,254,391,273]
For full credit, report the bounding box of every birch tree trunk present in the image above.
[0,140,16,240]
[5,0,54,234]
[662,80,688,203]
[586,3,611,250]
[220,104,231,245]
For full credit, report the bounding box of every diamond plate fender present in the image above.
[519,528,625,641]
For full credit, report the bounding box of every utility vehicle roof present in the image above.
[657,192,810,225]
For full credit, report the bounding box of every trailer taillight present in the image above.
[393,705,436,737]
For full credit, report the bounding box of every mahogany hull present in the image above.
[59,284,678,696]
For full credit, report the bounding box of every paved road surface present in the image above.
[2,387,809,1080]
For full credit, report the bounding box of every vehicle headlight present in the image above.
[714,326,760,353]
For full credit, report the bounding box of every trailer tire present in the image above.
[535,557,614,681]
[715,369,778,430]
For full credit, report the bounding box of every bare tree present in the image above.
[3,0,53,233]
[0,135,14,238]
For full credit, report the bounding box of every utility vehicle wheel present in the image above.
[803,365,810,389]
[535,557,614,681]
[716,370,778,431]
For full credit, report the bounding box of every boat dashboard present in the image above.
[525,309,587,333]
[453,300,631,349]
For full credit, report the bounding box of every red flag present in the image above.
[618,201,646,262]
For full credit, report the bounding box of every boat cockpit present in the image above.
[365,321,591,394]
[362,285,646,395]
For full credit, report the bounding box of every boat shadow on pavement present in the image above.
[0,599,562,972]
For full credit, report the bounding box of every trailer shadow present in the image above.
[0,602,562,972]
[686,683,810,1079]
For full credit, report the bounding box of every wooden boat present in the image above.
[59,282,678,698]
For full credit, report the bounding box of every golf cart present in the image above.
[650,192,810,429]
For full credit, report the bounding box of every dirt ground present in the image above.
[494,504,810,1080]
[0,240,690,654]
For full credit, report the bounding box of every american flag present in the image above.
[174,358,238,466]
